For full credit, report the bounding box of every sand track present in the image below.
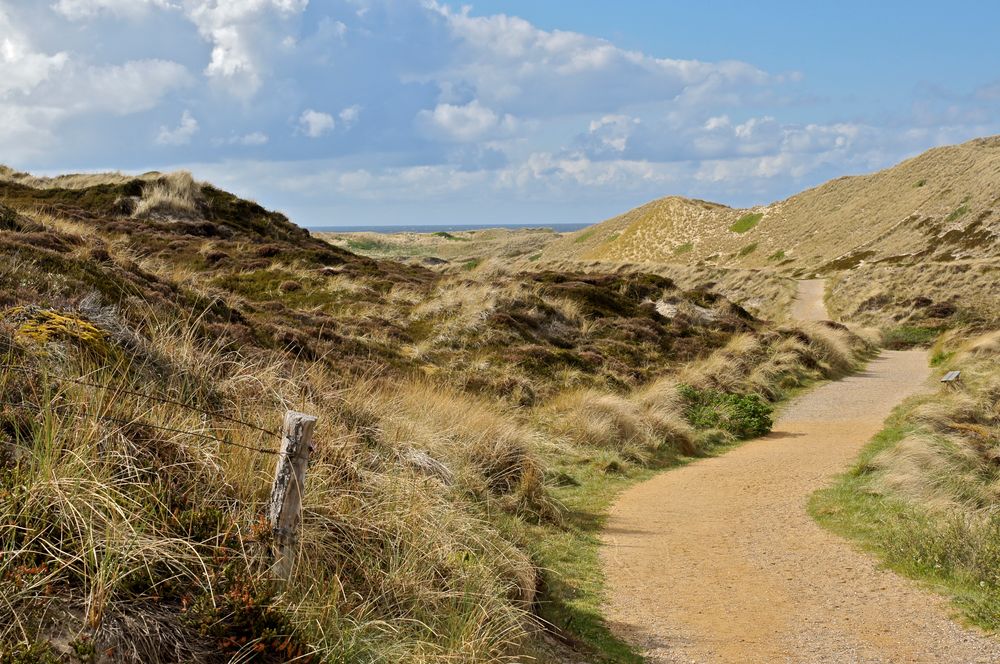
[600,281,1000,662]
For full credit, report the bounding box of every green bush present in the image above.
[677,385,773,439]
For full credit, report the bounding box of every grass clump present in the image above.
[729,212,763,233]
[673,242,694,255]
[768,249,786,262]
[738,242,758,257]
[945,204,970,223]
[132,171,200,219]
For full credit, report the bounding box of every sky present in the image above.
[2,1,999,228]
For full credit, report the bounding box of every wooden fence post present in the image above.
[269,410,317,580]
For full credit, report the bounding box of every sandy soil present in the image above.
[600,281,1000,662]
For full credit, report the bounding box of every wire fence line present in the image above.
[1,364,284,456]
[3,364,279,437]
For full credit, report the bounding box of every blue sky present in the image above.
[2,1,999,228]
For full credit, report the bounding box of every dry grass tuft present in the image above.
[133,172,201,219]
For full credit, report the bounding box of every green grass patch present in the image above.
[346,238,396,253]
[729,212,763,233]
[738,242,759,257]
[673,242,694,255]
[882,325,939,349]
[767,249,786,261]
[573,228,598,244]
[461,258,482,271]
[810,416,1000,629]
[914,179,926,188]
[945,204,970,223]
[930,349,956,367]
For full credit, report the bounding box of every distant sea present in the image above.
[310,222,590,234]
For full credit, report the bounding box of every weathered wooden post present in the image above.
[269,410,317,580]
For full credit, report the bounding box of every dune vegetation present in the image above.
[0,166,887,662]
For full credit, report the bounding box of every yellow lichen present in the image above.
[4,306,111,357]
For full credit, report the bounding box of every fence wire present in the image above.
[1,364,284,456]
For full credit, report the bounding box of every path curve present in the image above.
[600,281,1000,662]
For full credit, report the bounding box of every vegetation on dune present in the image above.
[729,212,763,234]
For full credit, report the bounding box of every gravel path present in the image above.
[600,281,1000,662]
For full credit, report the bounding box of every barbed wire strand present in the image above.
[98,413,281,456]
[0,396,281,456]
[2,364,279,437]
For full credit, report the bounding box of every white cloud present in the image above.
[213,131,269,146]
[156,109,199,145]
[71,59,191,114]
[339,104,362,128]
[182,0,309,96]
[52,0,178,19]
[416,99,516,142]
[0,12,69,97]
[235,131,269,145]
[298,109,335,137]
[0,104,65,161]
[422,2,777,116]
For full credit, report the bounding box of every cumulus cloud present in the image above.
[339,104,362,128]
[298,109,335,137]
[416,100,516,142]
[156,109,199,145]
[72,59,191,114]
[52,0,177,19]
[422,1,778,116]
[0,12,69,96]
[213,131,269,146]
[183,0,309,96]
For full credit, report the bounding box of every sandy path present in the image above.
[790,279,829,321]
[600,281,1000,662]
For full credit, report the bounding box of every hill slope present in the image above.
[544,136,1000,272]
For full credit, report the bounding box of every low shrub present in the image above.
[677,384,773,439]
